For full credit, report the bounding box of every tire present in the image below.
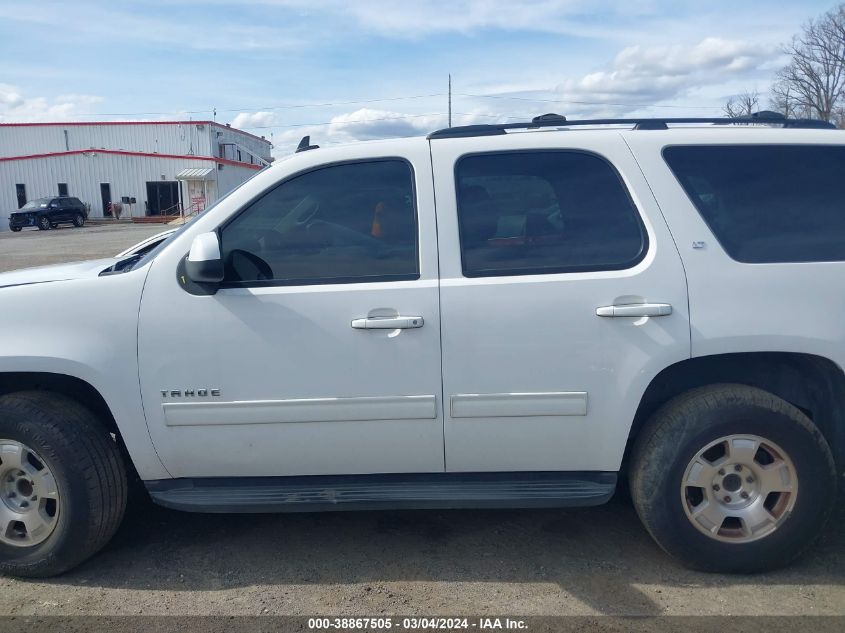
[630,384,836,573]
[73,213,85,228]
[0,392,127,577]
[37,216,50,230]
[10,227,21,232]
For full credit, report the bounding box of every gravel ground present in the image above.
[0,224,842,617]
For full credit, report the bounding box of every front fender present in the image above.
[0,268,169,480]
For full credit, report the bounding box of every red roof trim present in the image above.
[0,120,272,145]
[0,149,264,170]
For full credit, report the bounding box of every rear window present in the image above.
[455,151,647,277]
[664,145,845,263]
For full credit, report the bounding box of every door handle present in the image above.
[351,316,424,329]
[596,303,672,317]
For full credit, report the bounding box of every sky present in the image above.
[0,0,837,157]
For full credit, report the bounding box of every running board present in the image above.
[145,472,617,513]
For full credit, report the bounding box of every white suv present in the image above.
[0,114,841,577]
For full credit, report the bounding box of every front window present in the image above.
[219,159,419,285]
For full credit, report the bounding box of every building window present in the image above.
[58,183,68,197]
[15,184,26,209]
[237,149,242,162]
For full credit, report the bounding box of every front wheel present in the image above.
[630,384,836,573]
[72,213,85,228]
[0,392,127,577]
[37,216,50,230]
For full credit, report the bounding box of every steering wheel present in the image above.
[293,196,320,226]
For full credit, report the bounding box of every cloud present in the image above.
[243,108,511,157]
[0,84,104,122]
[229,36,781,157]
[0,1,308,52]
[231,111,277,128]
[554,38,776,109]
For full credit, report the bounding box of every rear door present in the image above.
[430,131,691,472]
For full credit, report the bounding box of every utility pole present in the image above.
[448,74,452,128]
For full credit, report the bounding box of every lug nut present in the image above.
[740,492,749,499]
[746,476,754,484]
[734,465,742,472]
[724,495,732,502]
[713,484,721,491]
[19,501,28,508]
[718,469,726,476]
[8,492,15,498]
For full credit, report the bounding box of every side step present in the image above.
[146,472,617,513]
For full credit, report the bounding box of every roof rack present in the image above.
[427,112,836,139]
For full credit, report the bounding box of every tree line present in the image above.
[725,4,845,125]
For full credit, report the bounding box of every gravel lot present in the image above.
[0,224,842,617]
[0,223,168,273]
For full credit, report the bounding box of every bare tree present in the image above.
[724,89,760,118]
[774,5,845,122]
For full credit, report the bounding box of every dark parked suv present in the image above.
[9,196,88,231]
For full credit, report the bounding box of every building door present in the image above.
[15,184,26,209]
[100,183,112,217]
[57,183,68,197]
[145,181,179,215]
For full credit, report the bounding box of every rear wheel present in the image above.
[10,227,21,232]
[72,213,85,228]
[0,392,127,577]
[630,384,836,573]
[37,216,50,230]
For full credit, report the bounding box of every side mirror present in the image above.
[185,232,224,284]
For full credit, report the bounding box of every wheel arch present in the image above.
[0,371,162,481]
[627,352,845,472]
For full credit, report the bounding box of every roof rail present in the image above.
[427,113,835,139]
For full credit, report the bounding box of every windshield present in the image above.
[20,198,50,210]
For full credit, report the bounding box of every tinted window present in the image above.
[456,151,646,277]
[664,145,845,263]
[220,160,418,285]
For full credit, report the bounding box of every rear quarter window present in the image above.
[664,144,845,263]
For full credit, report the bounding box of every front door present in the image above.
[100,183,112,216]
[137,149,444,478]
[430,133,691,473]
[146,181,178,215]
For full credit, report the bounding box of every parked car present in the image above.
[8,196,88,231]
[0,113,841,577]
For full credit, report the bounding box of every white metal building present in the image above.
[0,121,273,230]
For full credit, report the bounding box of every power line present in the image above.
[244,112,447,130]
[242,111,531,131]
[457,92,719,110]
[68,93,447,118]
[216,93,447,113]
